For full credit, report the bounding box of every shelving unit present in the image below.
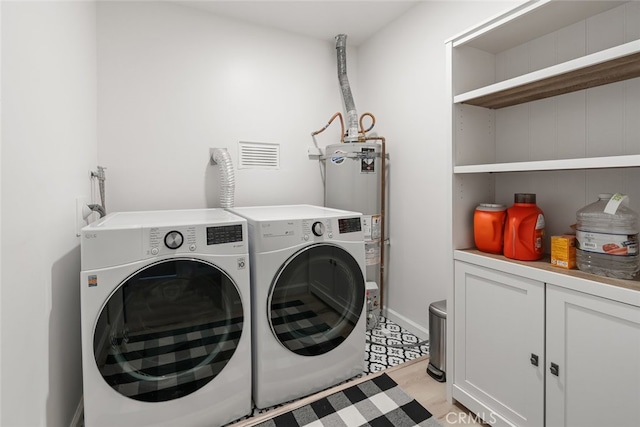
[446,1,640,425]
[448,0,640,267]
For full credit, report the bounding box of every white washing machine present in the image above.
[80,209,251,427]
[228,204,367,409]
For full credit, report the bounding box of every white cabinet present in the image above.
[546,285,640,427]
[454,261,640,427]
[454,262,544,427]
[447,1,640,423]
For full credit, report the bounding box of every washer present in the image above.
[228,204,367,409]
[80,209,251,427]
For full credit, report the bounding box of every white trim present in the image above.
[383,307,429,340]
[0,0,3,422]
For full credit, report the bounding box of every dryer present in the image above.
[228,204,366,409]
[80,209,251,427]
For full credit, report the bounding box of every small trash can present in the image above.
[427,299,447,382]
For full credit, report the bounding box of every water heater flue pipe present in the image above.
[336,34,359,143]
[211,148,236,208]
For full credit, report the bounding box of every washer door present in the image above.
[269,244,365,356]
[93,259,244,402]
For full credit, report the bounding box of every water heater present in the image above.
[325,142,382,286]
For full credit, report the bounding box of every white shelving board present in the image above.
[451,0,627,53]
[454,154,640,174]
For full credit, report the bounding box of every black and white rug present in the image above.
[231,316,430,424]
[254,373,440,427]
[365,316,429,374]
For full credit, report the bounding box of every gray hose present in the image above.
[336,34,359,142]
[91,166,107,213]
[87,204,106,218]
[211,149,236,208]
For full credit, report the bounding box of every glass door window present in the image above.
[93,259,243,402]
[269,244,365,356]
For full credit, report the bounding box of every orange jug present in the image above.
[504,193,545,261]
[474,204,507,254]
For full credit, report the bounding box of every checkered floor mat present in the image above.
[231,316,430,424]
[254,373,441,427]
[99,316,244,402]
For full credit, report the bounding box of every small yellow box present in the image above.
[551,235,576,269]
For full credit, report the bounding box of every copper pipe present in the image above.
[311,112,345,142]
[358,112,376,139]
[364,136,386,312]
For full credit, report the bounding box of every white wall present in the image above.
[0,2,525,424]
[96,0,521,341]
[1,1,97,426]
[0,2,3,423]
[357,1,519,335]
[97,1,355,213]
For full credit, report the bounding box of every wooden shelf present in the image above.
[454,40,640,109]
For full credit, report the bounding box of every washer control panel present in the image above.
[144,223,244,257]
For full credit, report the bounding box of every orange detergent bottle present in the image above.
[504,193,545,261]
[474,204,507,254]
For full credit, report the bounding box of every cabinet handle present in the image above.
[530,353,539,366]
[550,362,559,376]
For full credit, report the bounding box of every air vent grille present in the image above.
[238,141,280,169]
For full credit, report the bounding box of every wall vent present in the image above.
[238,141,280,169]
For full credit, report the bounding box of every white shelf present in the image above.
[451,0,626,53]
[454,40,640,109]
[454,154,640,174]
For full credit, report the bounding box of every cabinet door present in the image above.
[546,285,640,427]
[454,262,544,427]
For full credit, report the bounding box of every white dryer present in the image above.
[80,209,251,427]
[228,204,366,409]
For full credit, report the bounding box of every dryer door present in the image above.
[93,258,244,402]
[269,244,365,356]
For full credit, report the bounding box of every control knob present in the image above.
[311,221,325,237]
[164,231,184,249]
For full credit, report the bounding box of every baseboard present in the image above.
[70,396,83,427]
[383,307,429,340]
